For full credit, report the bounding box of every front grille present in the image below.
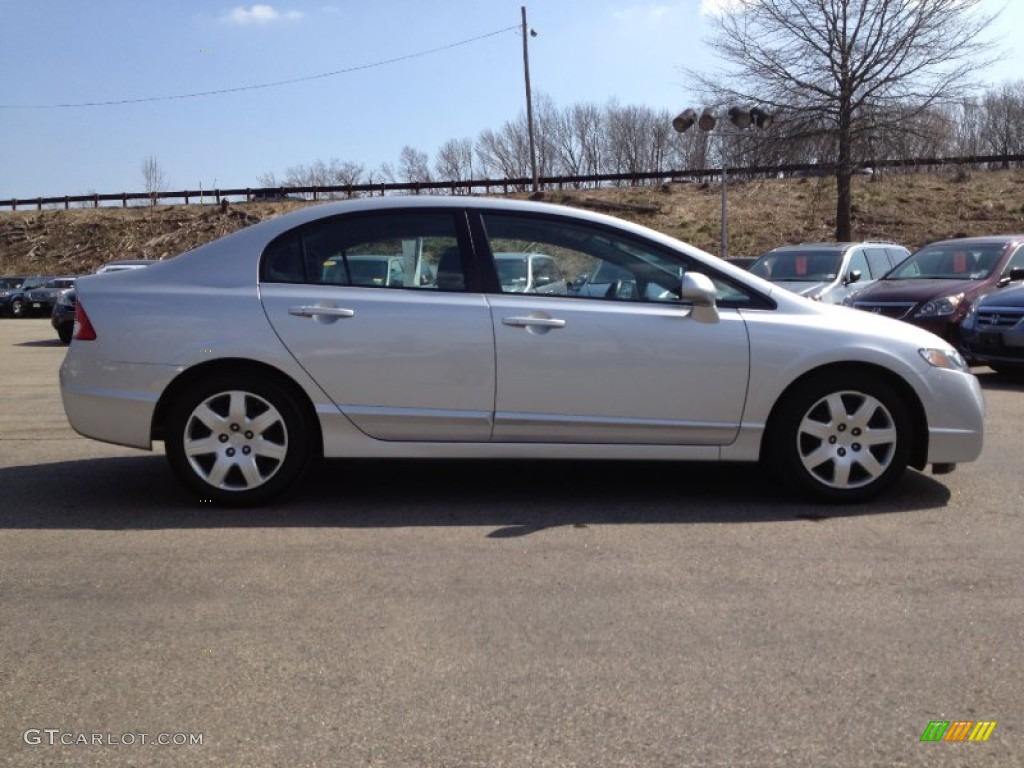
[852,301,915,320]
[976,307,1024,329]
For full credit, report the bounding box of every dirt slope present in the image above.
[2,168,1023,276]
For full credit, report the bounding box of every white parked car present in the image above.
[60,197,984,506]
[749,242,910,304]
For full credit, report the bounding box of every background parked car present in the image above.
[0,275,53,318]
[957,271,1024,374]
[846,235,1024,342]
[749,242,910,303]
[23,276,76,317]
[495,252,565,294]
[0,276,28,316]
[94,259,156,274]
[53,260,156,343]
[725,256,758,270]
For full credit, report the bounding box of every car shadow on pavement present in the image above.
[14,338,65,348]
[0,455,952,534]
[974,368,1024,391]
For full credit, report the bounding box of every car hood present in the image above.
[854,277,982,303]
[769,279,830,297]
[976,283,1024,308]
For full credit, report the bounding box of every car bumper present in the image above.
[60,355,178,449]
[51,309,74,332]
[958,327,1024,368]
[921,367,985,465]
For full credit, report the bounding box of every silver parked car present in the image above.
[60,197,984,506]
[749,242,910,304]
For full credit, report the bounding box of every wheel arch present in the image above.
[761,362,928,471]
[151,358,323,457]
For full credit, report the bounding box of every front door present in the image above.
[476,211,751,445]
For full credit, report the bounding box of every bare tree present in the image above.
[476,119,532,185]
[604,103,673,184]
[980,81,1024,167]
[435,138,476,190]
[690,0,997,240]
[256,171,279,188]
[141,155,168,205]
[397,145,433,188]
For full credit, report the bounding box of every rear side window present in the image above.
[261,212,467,291]
[847,249,870,279]
[863,248,892,278]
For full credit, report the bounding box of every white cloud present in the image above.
[612,4,674,24]
[223,4,303,25]
[700,0,743,16]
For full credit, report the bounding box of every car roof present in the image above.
[920,235,1024,247]
[769,241,903,252]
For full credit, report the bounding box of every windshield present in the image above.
[750,250,842,282]
[887,243,1004,280]
[21,277,49,290]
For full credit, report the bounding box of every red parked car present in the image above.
[846,235,1024,342]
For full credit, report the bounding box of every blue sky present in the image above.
[1,0,1021,200]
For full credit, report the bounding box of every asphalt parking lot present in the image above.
[1,318,1022,767]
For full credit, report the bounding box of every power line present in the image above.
[0,25,519,109]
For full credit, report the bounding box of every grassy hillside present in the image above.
[2,167,1024,276]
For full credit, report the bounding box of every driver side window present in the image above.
[480,213,688,303]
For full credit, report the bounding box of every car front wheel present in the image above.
[164,375,313,506]
[11,299,25,318]
[766,371,912,503]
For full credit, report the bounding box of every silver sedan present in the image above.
[59,197,984,506]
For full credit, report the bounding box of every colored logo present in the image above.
[920,720,996,742]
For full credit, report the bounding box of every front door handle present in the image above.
[288,305,355,319]
[502,315,566,329]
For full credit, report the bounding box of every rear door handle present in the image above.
[288,305,355,319]
[502,316,566,329]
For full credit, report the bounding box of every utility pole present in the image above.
[521,6,539,192]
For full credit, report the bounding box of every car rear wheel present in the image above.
[57,325,72,344]
[766,371,912,503]
[164,375,313,506]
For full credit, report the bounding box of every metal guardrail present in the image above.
[3,154,1023,211]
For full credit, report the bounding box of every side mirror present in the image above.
[845,270,862,285]
[681,272,719,323]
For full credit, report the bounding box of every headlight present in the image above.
[914,293,964,318]
[920,347,968,371]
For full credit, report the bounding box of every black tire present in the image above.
[11,299,25,318]
[57,325,72,344]
[765,370,913,503]
[164,374,313,506]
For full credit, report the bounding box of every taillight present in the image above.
[73,300,97,341]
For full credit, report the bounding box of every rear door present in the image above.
[259,209,496,441]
